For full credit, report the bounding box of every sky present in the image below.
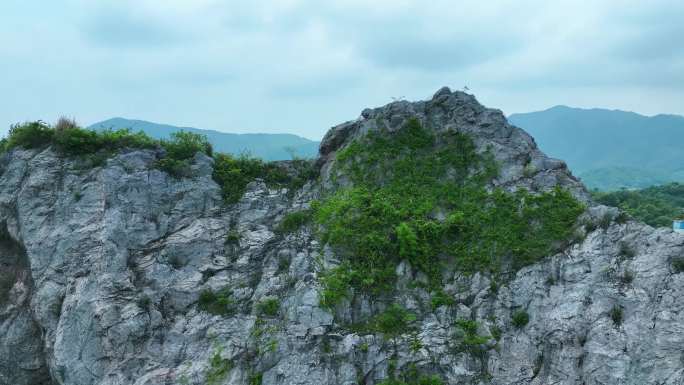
[1,0,683,140]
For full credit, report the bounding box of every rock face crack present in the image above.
[0,222,53,385]
[1,89,684,385]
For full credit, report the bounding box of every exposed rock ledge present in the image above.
[1,88,683,385]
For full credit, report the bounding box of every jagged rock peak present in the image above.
[2,88,682,385]
[319,87,589,201]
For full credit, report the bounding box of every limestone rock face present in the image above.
[318,87,589,202]
[1,89,683,385]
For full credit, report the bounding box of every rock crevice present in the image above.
[0,89,682,385]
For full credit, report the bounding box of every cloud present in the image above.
[82,7,184,48]
[0,0,682,139]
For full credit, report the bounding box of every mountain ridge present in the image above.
[89,117,320,161]
[1,88,683,385]
[509,106,684,190]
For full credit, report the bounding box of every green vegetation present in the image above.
[490,325,502,341]
[248,372,263,385]
[256,298,280,317]
[598,213,613,230]
[371,304,416,339]
[315,118,584,306]
[0,274,14,305]
[610,305,623,326]
[430,289,455,310]
[672,258,684,274]
[454,319,490,354]
[0,226,25,306]
[620,270,634,285]
[212,154,286,203]
[225,230,240,245]
[593,183,684,227]
[377,364,444,385]
[155,131,212,177]
[618,241,635,259]
[276,210,312,234]
[511,310,530,328]
[2,121,318,205]
[137,295,151,309]
[212,154,316,204]
[377,376,443,385]
[1,121,216,178]
[205,346,233,385]
[2,121,156,157]
[198,288,235,316]
[2,121,54,149]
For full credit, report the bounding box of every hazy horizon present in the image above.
[2,1,683,139]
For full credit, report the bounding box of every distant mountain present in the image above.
[578,167,679,192]
[88,118,320,161]
[509,106,684,190]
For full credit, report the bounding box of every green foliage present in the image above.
[205,346,233,385]
[164,130,212,158]
[672,258,684,273]
[430,289,455,310]
[2,121,157,158]
[350,304,418,339]
[314,118,584,305]
[276,210,312,234]
[620,270,634,285]
[225,230,240,245]
[319,262,395,308]
[377,374,444,385]
[211,153,260,203]
[409,334,423,352]
[321,338,332,354]
[618,241,635,258]
[156,131,212,177]
[198,288,235,316]
[455,319,490,353]
[256,298,280,317]
[248,372,263,385]
[4,122,54,150]
[511,310,530,328]
[3,121,316,205]
[598,212,613,230]
[593,183,684,227]
[0,273,14,305]
[610,305,623,326]
[212,155,317,204]
[1,122,218,181]
[137,295,151,309]
[372,304,416,339]
[615,211,630,224]
[490,325,502,341]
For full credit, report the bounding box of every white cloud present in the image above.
[0,0,682,139]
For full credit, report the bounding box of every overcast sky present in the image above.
[1,1,682,139]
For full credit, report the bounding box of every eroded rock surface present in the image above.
[1,89,683,385]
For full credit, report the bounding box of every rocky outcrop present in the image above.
[1,88,683,385]
[319,87,589,201]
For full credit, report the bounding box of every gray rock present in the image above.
[0,88,682,385]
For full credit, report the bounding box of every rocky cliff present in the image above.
[1,88,683,385]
